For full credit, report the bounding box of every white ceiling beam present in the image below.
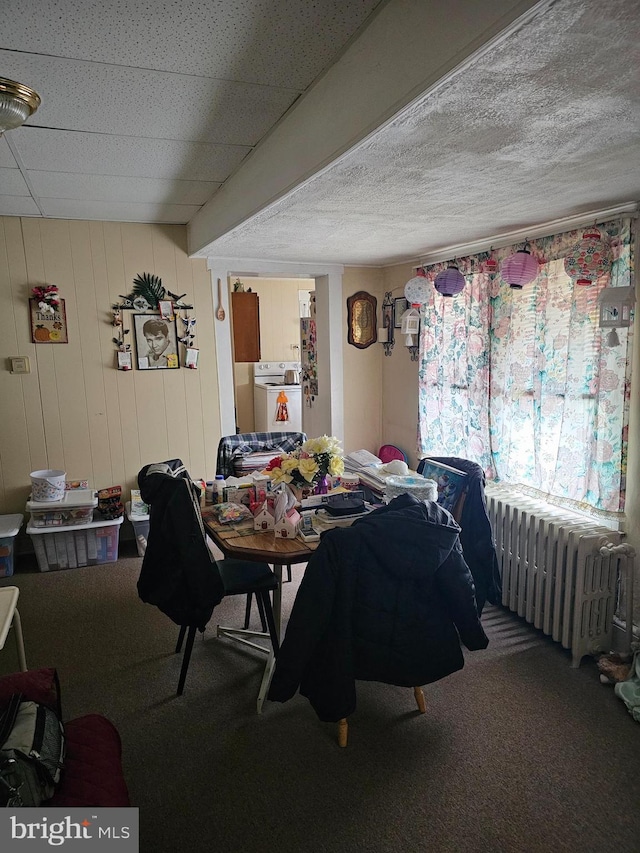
[188,0,543,257]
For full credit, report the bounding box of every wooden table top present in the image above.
[203,514,317,565]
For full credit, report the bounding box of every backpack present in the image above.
[0,693,65,807]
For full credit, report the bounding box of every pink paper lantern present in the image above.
[564,227,610,286]
[500,247,539,289]
[434,265,465,297]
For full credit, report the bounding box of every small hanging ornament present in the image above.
[275,390,289,422]
[564,227,611,286]
[500,242,539,289]
[481,250,499,276]
[434,264,465,297]
[404,268,430,306]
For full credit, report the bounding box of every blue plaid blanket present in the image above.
[216,431,307,478]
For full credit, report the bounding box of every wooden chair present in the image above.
[337,686,426,748]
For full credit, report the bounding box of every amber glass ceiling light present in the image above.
[0,77,41,134]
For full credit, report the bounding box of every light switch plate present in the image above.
[9,356,30,374]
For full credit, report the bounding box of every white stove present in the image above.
[252,362,302,432]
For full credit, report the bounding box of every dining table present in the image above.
[202,509,318,712]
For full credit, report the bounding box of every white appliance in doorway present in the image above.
[253,362,303,433]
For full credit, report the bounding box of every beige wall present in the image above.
[341,267,385,456]
[379,263,421,468]
[0,217,221,518]
[232,277,314,433]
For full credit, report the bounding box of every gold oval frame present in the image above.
[347,291,377,349]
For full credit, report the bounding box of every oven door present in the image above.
[254,384,302,433]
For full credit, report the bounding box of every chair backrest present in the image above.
[416,455,501,611]
[137,462,224,630]
[378,444,408,464]
[216,431,307,478]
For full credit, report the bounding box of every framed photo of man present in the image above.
[133,313,179,370]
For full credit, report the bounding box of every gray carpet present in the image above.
[2,543,640,853]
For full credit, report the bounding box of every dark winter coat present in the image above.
[137,461,224,630]
[268,493,489,722]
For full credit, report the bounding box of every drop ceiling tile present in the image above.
[28,172,218,205]
[0,137,17,168]
[0,196,41,216]
[38,198,201,223]
[14,128,248,182]
[0,51,299,146]
[1,0,382,90]
[0,168,30,196]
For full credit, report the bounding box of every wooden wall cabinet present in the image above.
[231,291,261,362]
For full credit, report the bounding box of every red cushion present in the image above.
[49,715,130,807]
[0,668,58,709]
[0,670,129,807]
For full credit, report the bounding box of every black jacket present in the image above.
[268,494,488,722]
[137,462,224,630]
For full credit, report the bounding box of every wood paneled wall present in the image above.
[0,217,220,515]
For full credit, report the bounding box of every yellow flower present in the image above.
[280,457,299,474]
[269,466,293,485]
[298,457,319,482]
[329,456,344,477]
[303,435,341,456]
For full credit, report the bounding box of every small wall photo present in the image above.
[133,313,179,369]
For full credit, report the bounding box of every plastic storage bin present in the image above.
[27,515,123,571]
[125,501,149,557]
[385,475,438,502]
[0,514,23,578]
[26,489,97,528]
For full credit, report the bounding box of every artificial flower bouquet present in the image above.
[265,435,345,490]
[31,284,60,315]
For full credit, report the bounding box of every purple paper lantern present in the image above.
[434,264,465,297]
[500,246,539,289]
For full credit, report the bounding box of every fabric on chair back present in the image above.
[137,461,224,630]
[216,432,307,478]
[417,456,501,612]
[268,493,488,722]
[378,444,408,464]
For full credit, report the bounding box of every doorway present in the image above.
[230,275,314,433]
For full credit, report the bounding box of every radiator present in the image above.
[485,484,633,667]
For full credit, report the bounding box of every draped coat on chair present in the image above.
[268,494,489,722]
[137,462,224,631]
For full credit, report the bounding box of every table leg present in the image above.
[256,563,285,715]
[12,608,27,672]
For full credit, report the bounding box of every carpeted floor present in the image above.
[2,542,639,853]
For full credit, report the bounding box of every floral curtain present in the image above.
[417,218,634,514]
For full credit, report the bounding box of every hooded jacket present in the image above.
[268,493,488,722]
[137,461,224,630]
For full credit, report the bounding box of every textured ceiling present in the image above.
[2,0,639,266]
[0,0,383,220]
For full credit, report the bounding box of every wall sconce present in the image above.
[400,306,420,361]
[379,292,395,356]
